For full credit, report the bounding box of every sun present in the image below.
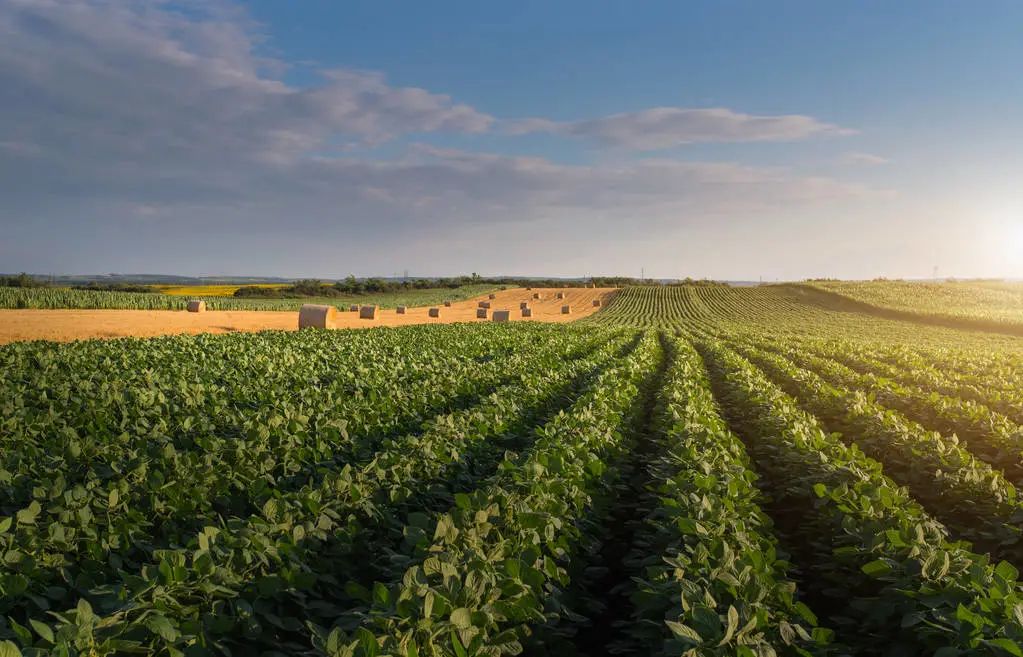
[979,202,1023,275]
[999,215,1023,266]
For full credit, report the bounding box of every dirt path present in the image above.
[0,288,618,345]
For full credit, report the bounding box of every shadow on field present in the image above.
[199,333,644,655]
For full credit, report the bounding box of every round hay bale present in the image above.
[186,300,206,313]
[488,293,497,299]
[429,307,441,318]
[359,305,378,320]
[519,301,530,309]
[298,304,337,329]
[348,304,359,312]
[521,307,532,318]
[561,305,571,314]
[478,301,491,309]
[443,300,452,307]
[491,310,510,322]
[396,305,407,314]
[556,292,565,299]
[592,298,602,307]
[476,308,488,319]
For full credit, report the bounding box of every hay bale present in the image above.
[186,300,206,313]
[359,305,378,320]
[444,300,452,307]
[521,307,532,318]
[476,308,488,319]
[429,307,441,318]
[592,299,602,307]
[561,305,571,314]
[298,304,337,329]
[556,292,565,299]
[532,293,542,300]
[349,304,359,312]
[492,310,510,322]
[478,301,491,309]
[396,305,407,314]
[519,301,530,309]
[488,293,497,299]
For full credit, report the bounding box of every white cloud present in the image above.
[0,0,494,177]
[506,107,855,150]
[0,0,887,277]
[840,151,890,165]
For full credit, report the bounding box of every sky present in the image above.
[1,1,1022,280]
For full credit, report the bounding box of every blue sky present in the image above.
[1,0,1021,279]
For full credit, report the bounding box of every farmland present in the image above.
[0,288,615,344]
[3,283,1023,655]
[152,284,293,297]
[803,279,1023,331]
[0,284,501,312]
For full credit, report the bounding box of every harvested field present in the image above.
[0,287,618,344]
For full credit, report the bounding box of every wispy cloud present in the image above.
[0,0,885,276]
[0,0,493,175]
[506,107,855,150]
[840,151,890,165]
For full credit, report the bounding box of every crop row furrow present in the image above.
[730,341,1023,565]
[699,339,1023,656]
[302,333,662,657]
[7,329,637,655]
[615,334,828,656]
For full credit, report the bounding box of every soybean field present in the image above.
[4,285,1023,656]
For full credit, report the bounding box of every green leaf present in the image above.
[0,640,22,657]
[450,608,472,630]
[665,620,702,644]
[995,560,1020,582]
[423,590,435,619]
[450,631,467,657]
[29,619,54,643]
[987,639,1023,657]
[372,582,390,607]
[861,559,892,577]
[147,615,179,642]
[794,601,818,626]
[76,597,94,621]
[16,501,40,525]
[717,605,738,646]
[955,603,986,631]
[355,628,379,657]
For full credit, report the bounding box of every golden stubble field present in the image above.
[0,288,617,344]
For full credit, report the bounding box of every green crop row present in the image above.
[731,340,1023,566]
[767,342,1023,485]
[699,339,1023,655]
[305,333,661,657]
[815,340,1023,426]
[3,326,635,655]
[2,325,558,622]
[618,334,828,656]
